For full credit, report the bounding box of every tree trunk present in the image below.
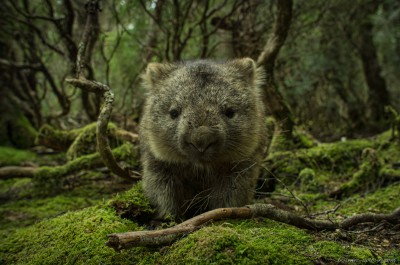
[256,0,294,144]
[356,1,390,128]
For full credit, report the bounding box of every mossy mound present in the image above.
[2,183,398,264]
[0,206,146,265]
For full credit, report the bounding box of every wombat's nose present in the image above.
[190,126,217,153]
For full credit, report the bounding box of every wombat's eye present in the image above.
[169,109,180,119]
[224,108,235,119]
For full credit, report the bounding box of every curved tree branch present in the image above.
[65,78,136,181]
[64,1,136,181]
[256,0,295,145]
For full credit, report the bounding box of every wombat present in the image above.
[140,58,267,220]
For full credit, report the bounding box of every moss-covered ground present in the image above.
[0,130,399,264]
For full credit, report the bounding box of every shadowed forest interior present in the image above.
[0,0,399,264]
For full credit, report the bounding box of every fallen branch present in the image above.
[106,204,400,250]
[0,166,37,179]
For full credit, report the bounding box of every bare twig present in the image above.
[309,204,341,218]
[76,0,101,78]
[0,59,41,70]
[65,78,137,181]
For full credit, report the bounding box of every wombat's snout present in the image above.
[185,126,220,156]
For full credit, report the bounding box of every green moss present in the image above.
[0,113,37,148]
[337,148,381,197]
[112,142,140,167]
[0,146,37,166]
[32,142,138,195]
[379,166,400,180]
[36,124,80,151]
[385,249,400,262]
[307,241,376,264]
[1,129,399,264]
[161,220,313,265]
[0,177,33,199]
[109,182,155,223]
[66,122,121,161]
[0,205,151,265]
[160,219,392,265]
[299,168,323,192]
[14,115,38,148]
[293,128,317,149]
[0,170,132,231]
[339,182,400,215]
[0,194,100,230]
[264,138,376,192]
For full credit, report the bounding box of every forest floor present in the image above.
[0,128,399,264]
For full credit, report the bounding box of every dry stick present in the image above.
[65,79,136,181]
[106,204,400,250]
[65,1,136,181]
[97,89,132,180]
[76,0,101,78]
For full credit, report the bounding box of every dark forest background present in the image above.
[0,0,399,146]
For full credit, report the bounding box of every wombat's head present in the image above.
[141,58,265,165]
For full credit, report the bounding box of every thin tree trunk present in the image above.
[356,1,390,127]
[256,0,294,144]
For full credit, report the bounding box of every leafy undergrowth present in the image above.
[0,131,399,264]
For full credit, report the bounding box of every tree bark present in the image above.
[353,1,390,128]
[78,0,102,121]
[256,0,294,144]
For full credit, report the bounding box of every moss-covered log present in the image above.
[36,123,138,154]
[0,143,139,183]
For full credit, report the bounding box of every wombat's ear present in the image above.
[142,63,178,89]
[227,58,264,86]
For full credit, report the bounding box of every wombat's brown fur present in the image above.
[140,58,266,219]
